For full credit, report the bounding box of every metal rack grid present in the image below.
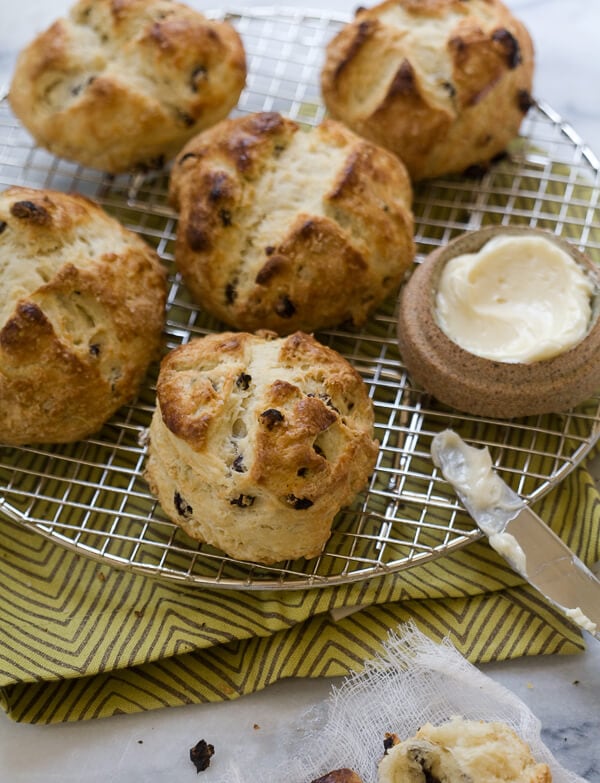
[0,8,599,590]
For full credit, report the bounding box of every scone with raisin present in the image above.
[168,111,415,335]
[321,0,534,181]
[379,718,552,783]
[9,0,246,173]
[144,330,379,564]
[0,186,167,445]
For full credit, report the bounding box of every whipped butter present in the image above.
[431,429,527,575]
[435,234,595,363]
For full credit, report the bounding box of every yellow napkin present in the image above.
[1,456,598,724]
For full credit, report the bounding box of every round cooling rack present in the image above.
[1,8,600,590]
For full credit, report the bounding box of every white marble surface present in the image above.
[0,1,599,781]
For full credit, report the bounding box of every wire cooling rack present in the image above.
[1,8,600,590]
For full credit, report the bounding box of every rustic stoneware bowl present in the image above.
[397,225,600,419]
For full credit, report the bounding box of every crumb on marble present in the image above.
[190,739,215,773]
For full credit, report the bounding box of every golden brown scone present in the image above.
[311,770,364,783]
[321,0,534,181]
[144,330,378,564]
[9,0,246,173]
[0,186,167,445]
[168,111,415,335]
[378,718,552,783]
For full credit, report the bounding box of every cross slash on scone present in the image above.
[168,111,415,335]
[0,186,167,445]
[144,330,379,564]
[9,0,247,173]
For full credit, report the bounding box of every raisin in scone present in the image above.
[321,0,534,181]
[144,330,379,564]
[168,111,415,335]
[0,186,167,445]
[9,0,246,173]
[378,718,552,783]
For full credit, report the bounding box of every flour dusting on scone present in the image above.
[144,330,379,564]
[0,186,166,445]
[321,0,534,181]
[9,0,246,173]
[169,111,414,335]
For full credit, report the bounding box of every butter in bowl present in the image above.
[396,226,600,418]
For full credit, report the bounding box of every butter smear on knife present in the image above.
[431,430,599,637]
[430,429,528,575]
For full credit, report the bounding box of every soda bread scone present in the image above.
[9,0,246,173]
[168,111,415,335]
[144,330,379,564]
[0,186,167,445]
[378,718,552,783]
[321,0,534,181]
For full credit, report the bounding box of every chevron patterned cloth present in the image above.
[1,456,599,723]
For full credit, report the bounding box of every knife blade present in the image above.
[431,429,600,640]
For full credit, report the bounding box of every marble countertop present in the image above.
[0,0,599,781]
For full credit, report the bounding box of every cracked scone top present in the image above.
[0,186,167,445]
[8,0,246,173]
[168,111,415,335]
[321,0,534,181]
[144,330,379,564]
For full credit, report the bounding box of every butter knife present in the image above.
[431,429,600,640]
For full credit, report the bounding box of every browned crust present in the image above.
[156,332,249,451]
[146,330,378,563]
[170,112,293,207]
[332,19,378,81]
[169,112,414,335]
[0,186,167,444]
[8,0,246,172]
[321,0,534,180]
